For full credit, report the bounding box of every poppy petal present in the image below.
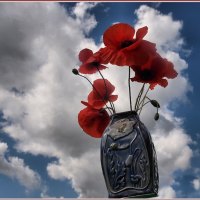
[78,107,110,138]
[130,76,137,82]
[165,61,178,79]
[158,79,168,88]
[79,48,93,63]
[98,47,113,64]
[110,51,126,66]
[88,91,95,105]
[79,63,98,74]
[88,79,117,108]
[86,56,97,63]
[106,40,156,67]
[93,100,107,109]
[149,83,157,90]
[103,23,135,49]
[88,91,107,109]
[81,101,91,107]
[93,79,115,98]
[123,40,142,51]
[136,26,148,40]
[135,40,156,61]
[109,95,118,102]
[98,64,108,71]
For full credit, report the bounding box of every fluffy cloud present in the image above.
[47,150,107,197]
[0,2,99,195]
[159,186,176,198]
[0,142,41,190]
[152,117,192,189]
[0,3,193,198]
[0,2,98,156]
[135,5,183,50]
[72,2,98,34]
[192,178,200,191]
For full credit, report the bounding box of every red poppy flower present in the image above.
[78,48,107,74]
[78,105,110,138]
[130,55,178,89]
[88,79,118,109]
[99,23,157,66]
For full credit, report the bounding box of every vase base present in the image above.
[126,193,158,198]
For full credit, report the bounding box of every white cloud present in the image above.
[72,2,98,34]
[0,142,41,191]
[0,2,100,197]
[135,5,183,51]
[73,2,97,18]
[152,117,192,188]
[192,178,200,191]
[0,3,193,198]
[158,186,176,198]
[47,150,107,197]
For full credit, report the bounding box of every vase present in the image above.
[101,111,159,198]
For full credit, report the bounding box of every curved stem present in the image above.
[136,84,145,110]
[137,96,150,108]
[110,101,115,112]
[128,67,133,111]
[136,100,151,112]
[134,83,145,111]
[139,85,150,116]
[102,107,115,112]
[146,96,151,101]
[78,74,113,115]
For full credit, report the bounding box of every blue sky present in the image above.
[0,2,200,198]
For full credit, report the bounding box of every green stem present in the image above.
[134,83,145,111]
[139,85,150,116]
[110,101,115,112]
[136,84,145,110]
[102,107,114,112]
[128,67,133,111]
[136,100,151,112]
[146,96,151,101]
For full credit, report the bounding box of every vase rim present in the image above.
[110,110,138,118]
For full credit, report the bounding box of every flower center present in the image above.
[141,69,154,80]
[91,61,100,67]
[120,40,134,49]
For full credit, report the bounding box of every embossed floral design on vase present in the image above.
[73,23,178,198]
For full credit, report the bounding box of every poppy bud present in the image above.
[72,68,79,75]
[154,113,159,121]
[151,100,160,108]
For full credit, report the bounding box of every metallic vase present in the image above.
[101,111,159,198]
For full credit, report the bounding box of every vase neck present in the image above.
[110,111,139,121]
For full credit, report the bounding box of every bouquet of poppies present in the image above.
[73,23,178,138]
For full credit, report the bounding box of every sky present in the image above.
[0,2,200,198]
